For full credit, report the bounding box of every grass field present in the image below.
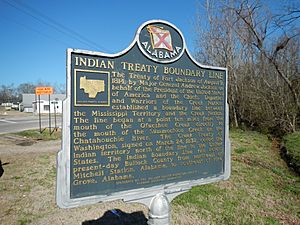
[0,129,299,224]
[172,129,300,224]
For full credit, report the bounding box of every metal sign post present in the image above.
[51,98,58,134]
[48,94,51,135]
[38,95,41,133]
[54,100,57,131]
[35,87,54,134]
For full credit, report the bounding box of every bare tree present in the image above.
[195,0,243,128]
[17,83,36,94]
[0,84,18,103]
[0,81,66,105]
[195,0,300,133]
[232,0,300,132]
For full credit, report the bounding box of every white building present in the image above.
[33,99,63,114]
[20,94,65,114]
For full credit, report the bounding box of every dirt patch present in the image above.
[16,141,35,146]
[0,139,149,225]
[0,135,36,146]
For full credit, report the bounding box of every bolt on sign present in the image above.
[57,20,231,208]
[35,86,53,95]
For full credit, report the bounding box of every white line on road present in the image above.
[0,119,17,124]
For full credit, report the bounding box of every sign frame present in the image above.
[56,20,230,208]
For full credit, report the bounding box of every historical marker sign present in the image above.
[57,20,230,208]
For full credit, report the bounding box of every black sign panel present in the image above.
[57,20,229,207]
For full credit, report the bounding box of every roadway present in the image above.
[0,112,62,134]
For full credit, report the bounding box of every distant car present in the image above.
[11,103,19,110]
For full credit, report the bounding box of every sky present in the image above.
[0,0,298,87]
[0,0,200,87]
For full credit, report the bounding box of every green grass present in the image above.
[13,129,61,141]
[18,217,32,225]
[173,129,300,224]
[283,132,300,173]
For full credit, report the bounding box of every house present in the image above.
[20,94,66,114]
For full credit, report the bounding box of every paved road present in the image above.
[0,113,62,134]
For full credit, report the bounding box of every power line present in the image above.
[2,0,111,52]
[3,0,99,50]
[9,0,110,51]
[0,14,70,47]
